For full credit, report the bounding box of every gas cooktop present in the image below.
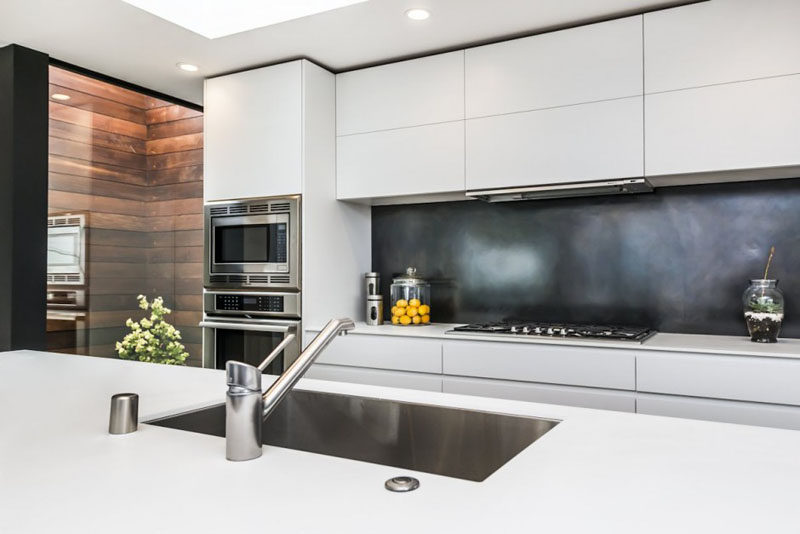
[446,322,656,343]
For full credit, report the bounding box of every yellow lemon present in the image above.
[391,315,400,325]
[421,314,430,324]
[396,299,408,308]
[412,315,421,324]
[418,304,430,315]
[393,307,406,317]
[406,306,419,317]
[409,298,421,307]
[399,315,412,325]
[390,306,398,315]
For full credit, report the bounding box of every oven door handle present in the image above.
[199,321,294,333]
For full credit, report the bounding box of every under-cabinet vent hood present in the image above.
[466,178,653,202]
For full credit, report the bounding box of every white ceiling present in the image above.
[0,0,693,105]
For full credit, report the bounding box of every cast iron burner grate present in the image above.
[447,322,655,342]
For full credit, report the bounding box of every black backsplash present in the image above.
[372,178,800,337]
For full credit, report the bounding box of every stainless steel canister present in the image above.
[366,295,384,325]
[365,272,380,296]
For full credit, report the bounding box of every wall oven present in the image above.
[47,214,86,286]
[204,196,300,290]
[200,291,301,374]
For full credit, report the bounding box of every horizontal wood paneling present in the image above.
[147,181,203,202]
[148,165,203,186]
[147,116,204,140]
[148,149,203,170]
[49,155,147,185]
[49,101,147,139]
[146,197,203,217]
[49,190,145,216]
[49,119,146,154]
[50,136,147,171]
[145,105,202,124]
[49,84,147,123]
[146,133,203,155]
[50,66,153,109]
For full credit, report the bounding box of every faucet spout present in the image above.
[224,317,355,461]
[262,318,355,420]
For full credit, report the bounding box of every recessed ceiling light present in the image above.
[51,93,71,101]
[405,8,430,20]
[177,62,199,72]
[122,0,369,39]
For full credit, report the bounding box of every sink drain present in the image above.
[385,476,420,492]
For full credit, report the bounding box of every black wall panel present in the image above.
[372,179,800,336]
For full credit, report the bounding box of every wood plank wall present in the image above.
[47,66,204,366]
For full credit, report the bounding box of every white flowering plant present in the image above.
[116,295,189,365]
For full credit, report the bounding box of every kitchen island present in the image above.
[1,350,799,533]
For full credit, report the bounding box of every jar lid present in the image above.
[364,272,380,278]
[393,267,426,284]
[366,295,383,301]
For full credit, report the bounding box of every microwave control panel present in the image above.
[216,294,284,313]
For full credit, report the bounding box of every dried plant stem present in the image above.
[763,246,775,280]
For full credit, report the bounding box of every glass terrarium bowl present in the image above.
[742,279,784,343]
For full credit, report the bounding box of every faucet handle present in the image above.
[226,361,262,392]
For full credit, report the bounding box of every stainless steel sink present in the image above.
[146,389,559,482]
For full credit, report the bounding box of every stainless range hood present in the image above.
[466,178,653,202]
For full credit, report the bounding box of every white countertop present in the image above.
[2,349,800,533]
[306,322,800,359]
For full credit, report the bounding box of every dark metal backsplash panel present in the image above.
[372,178,800,337]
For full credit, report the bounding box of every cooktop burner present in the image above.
[446,322,655,342]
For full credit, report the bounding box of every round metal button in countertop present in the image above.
[385,476,420,492]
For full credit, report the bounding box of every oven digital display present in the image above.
[216,294,284,313]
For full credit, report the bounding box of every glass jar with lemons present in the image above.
[389,267,431,326]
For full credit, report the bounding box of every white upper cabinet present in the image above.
[337,121,464,199]
[204,62,302,201]
[336,51,464,136]
[465,16,643,118]
[466,96,643,190]
[644,0,800,93]
[645,74,800,177]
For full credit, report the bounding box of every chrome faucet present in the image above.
[225,318,356,461]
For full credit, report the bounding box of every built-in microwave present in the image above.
[204,196,300,290]
[47,213,86,286]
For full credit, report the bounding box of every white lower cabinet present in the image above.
[637,393,800,431]
[443,376,635,412]
[306,363,442,392]
[442,339,635,390]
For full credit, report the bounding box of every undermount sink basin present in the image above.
[146,389,559,482]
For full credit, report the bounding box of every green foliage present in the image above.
[747,295,783,314]
[116,295,189,365]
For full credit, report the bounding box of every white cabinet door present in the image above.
[466,16,642,118]
[637,393,800,431]
[645,75,800,177]
[336,51,464,136]
[637,351,800,407]
[644,0,800,93]
[442,340,635,390]
[204,62,302,201]
[306,363,442,392]
[443,376,635,413]
[308,331,442,374]
[466,97,643,190]
[337,121,465,199]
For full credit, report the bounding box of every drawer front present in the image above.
[443,376,635,413]
[637,351,800,406]
[336,51,464,136]
[442,340,635,390]
[637,393,800,431]
[308,332,442,374]
[306,364,442,393]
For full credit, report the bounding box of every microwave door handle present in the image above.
[198,321,292,334]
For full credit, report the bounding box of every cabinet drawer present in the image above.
[466,16,642,118]
[337,121,465,199]
[336,51,464,136]
[306,364,442,393]
[644,0,800,93]
[466,97,643,190]
[637,393,800,431]
[442,340,635,390]
[645,75,800,177]
[308,332,442,374]
[443,376,635,413]
[637,351,800,406]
